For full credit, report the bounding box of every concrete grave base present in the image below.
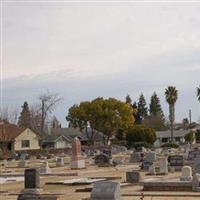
[17,193,57,200]
[143,181,192,191]
[70,160,85,169]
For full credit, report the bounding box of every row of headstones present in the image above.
[131,151,200,175]
[17,137,86,171]
[18,168,121,200]
[131,148,200,163]
[18,168,200,200]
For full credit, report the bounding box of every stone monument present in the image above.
[130,152,141,162]
[126,171,141,183]
[17,168,57,200]
[70,137,85,169]
[194,158,200,173]
[159,157,168,174]
[168,155,184,171]
[180,166,192,181]
[94,153,111,167]
[192,173,200,192]
[91,181,121,200]
[39,161,51,174]
[145,151,156,162]
[56,157,64,167]
[18,159,26,168]
[149,164,156,175]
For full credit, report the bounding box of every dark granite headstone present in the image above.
[25,168,40,189]
[95,153,110,167]
[17,168,58,200]
[168,155,184,166]
[188,149,200,161]
[126,171,141,183]
[141,160,152,170]
[102,149,112,158]
[91,181,120,200]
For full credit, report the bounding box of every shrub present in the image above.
[161,143,179,148]
[126,125,156,147]
[184,131,195,143]
[130,141,152,150]
[196,129,200,143]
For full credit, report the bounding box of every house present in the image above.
[0,121,40,152]
[42,134,71,149]
[43,127,105,148]
[154,129,195,147]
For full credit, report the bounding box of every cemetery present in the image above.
[2,2,200,200]
[1,137,200,200]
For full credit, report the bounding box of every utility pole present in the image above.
[189,109,192,125]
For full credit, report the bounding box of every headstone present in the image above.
[168,155,184,171]
[94,153,110,167]
[39,161,51,174]
[17,168,57,200]
[91,181,120,200]
[187,149,200,161]
[141,160,152,170]
[126,171,141,183]
[162,148,169,156]
[70,137,85,169]
[24,168,40,189]
[130,152,141,162]
[194,158,200,173]
[159,157,168,174]
[192,173,200,192]
[20,153,27,160]
[102,149,112,158]
[18,160,26,168]
[56,157,64,167]
[2,160,7,168]
[145,151,156,162]
[180,166,192,181]
[149,164,156,175]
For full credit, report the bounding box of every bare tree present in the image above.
[38,91,62,134]
[0,106,19,124]
[29,104,42,133]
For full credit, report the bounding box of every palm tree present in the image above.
[165,86,178,143]
[197,85,200,103]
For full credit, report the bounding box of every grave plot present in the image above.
[168,155,184,171]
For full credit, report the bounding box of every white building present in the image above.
[154,130,195,147]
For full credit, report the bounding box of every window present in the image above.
[175,137,180,142]
[21,140,30,148]
[162,138,168,143]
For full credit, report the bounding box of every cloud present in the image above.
[2,3,200,125]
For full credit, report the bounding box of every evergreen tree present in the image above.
[144,92,166,131]
[132,102,142,124]
[18,102,31,128]
[138,93,148,120]
[125,94,132,105]
[149,92,164,118]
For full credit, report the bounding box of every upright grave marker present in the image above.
[168,155,184,171]
[91,181,121,200]
[70,137,85,169]
[159,157,168,174]
[17,168,57,200]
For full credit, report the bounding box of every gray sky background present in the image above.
[1,1,200,126]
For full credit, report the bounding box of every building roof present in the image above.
[0,122,26,141]
[43,134,71,143]
[50,127,104,142]
[51,127,82,139]
[156,130,189,138]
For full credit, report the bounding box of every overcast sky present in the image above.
[1,1,200,126]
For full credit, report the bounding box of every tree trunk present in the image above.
[169,104,175,143]
[41,100,45,135]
